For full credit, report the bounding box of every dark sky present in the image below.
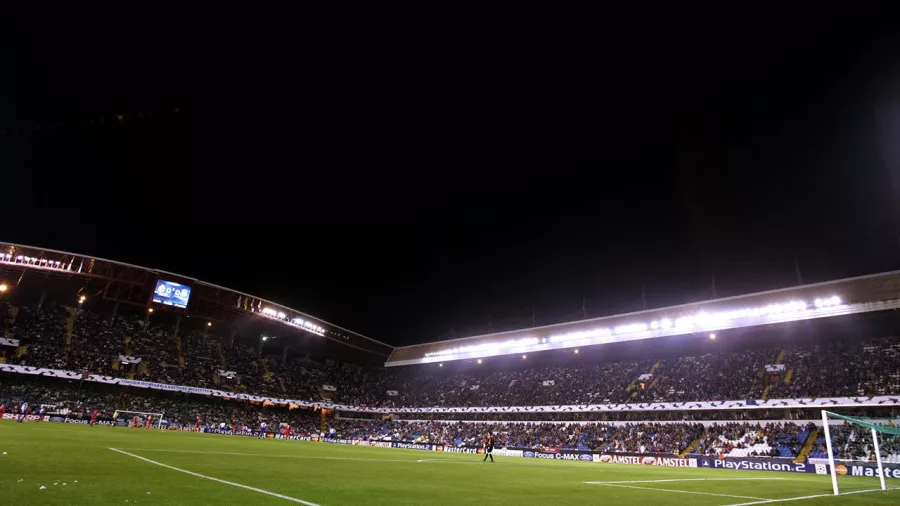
[3,10,900,346]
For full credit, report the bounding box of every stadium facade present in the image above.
[387,270,900,366]
[2,239,900,419]
[0,241,392,359]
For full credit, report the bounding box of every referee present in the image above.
[482,433,495,462]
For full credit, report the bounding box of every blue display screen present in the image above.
[151,279,192,309]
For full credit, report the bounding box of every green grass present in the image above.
[1,421,898,505]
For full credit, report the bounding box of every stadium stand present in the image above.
[7,372,894,463]
[4,301,900,409]
[3,258,900,468]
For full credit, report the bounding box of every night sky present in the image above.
[3,11,900,347]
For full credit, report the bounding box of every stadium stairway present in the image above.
[175,332,185,368]
[776,348,794,387]
[5,305,18,337]
[217,343,226,368]
[64,306,76,351]
[680,435,703,458]
[542,382,560,404]
[794,427,819,464]
[761,349,785,401]
[261,359,272,383]
[627,361,660,392]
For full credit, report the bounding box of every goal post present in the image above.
[821,410,897,494]
[821,410,840,495]
[114,410,164,429]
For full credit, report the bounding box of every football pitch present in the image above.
[1,422,898,505]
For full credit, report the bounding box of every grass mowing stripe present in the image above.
[5,424,897,505]
[586,482,768,500]
[109,448,322,505]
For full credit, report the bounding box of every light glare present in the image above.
[421,293,843,361]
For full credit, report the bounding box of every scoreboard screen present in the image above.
[151,279,192,309]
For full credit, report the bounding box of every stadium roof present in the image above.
[0,241,393,357]
[385,270,900,366]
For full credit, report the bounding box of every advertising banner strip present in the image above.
[833,463,900,479]
[523,450,594,461]
[5,363,900,414]
[696,458,828,475]
[595,454,697,467]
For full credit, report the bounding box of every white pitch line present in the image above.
[585,482,767,501]
[116,448,478,465]
[117,448,434,463]
[416,459,482,464]
[723,487,900,506]
[109,448,321,505]
[114,448,589,468]
[586,478,785,484]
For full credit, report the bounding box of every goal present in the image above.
[821,410,899,495]
[114,410,164,430]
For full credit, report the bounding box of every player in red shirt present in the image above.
[145,415,154,429]
[0,402,5,419]
[90,409,99,426]
[132,416,139,428]
[195,418,201,432]
[283,424,291,439]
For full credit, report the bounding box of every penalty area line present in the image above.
[585,478,785,484]
[585,482,767,501]
[108,448,321,505]
[723,487,900,506]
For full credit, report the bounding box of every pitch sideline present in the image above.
[109,448,322,505]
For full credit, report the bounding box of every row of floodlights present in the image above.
[3,254,65,267]
[425,295,843,358]
[436,348,586,367]
[261,307,325,334]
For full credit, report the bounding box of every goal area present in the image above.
[821,410,899,495]
[114,410,164,429]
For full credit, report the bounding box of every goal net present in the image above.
[820,410,900,495]
[114,410,164,429]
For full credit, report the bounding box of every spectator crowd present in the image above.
[1,300,900,412]
[3,298,900,464]
[6,375,899,463]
